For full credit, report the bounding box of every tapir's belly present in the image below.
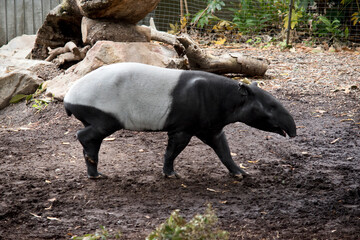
[64,63,182,131]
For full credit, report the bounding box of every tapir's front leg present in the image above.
[197,131,247,178]
[163,131,192,178]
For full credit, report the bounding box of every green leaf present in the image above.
[9,94,27,104]
[345,27,349,38]
[26,95,33,101]
[318,16,331,27]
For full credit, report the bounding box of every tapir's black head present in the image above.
[237,82,296,138]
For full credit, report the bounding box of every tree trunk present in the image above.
[81,17,151,45]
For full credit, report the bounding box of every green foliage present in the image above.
[9,94,31,104]
[146,204,229,240]
[314,16,349,41]
[283,9,303,30]
[31,99,51,112]
[246,37,262,45]
[9,83,53,112]
[180,0,354,43]
[231,0,288,34]
[191,0,225,28]
[71,226,121,240]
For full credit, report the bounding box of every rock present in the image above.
[0,35,55,109]
[0,35,36,59]
[81,17,151,45]
[45,72,79,101]
[0,70,43,109]
[73,41,186,76]
[75,0,161,24]
[46,41,186,100]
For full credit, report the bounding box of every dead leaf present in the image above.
[315,109,326,114]
[45,205,52,210]
[206,188,219,193]
[62,142,70,145]
[330,138,341,144]
[230,152,237,156]
[47,216,60,221]
[104,137,116,141]
[30,212,41,218]
[341,119,355,122]
[240,164,247,169]
[219,200,227,204]
[247,160,259,164]
[328,46,336,52]
[214,37,226,45]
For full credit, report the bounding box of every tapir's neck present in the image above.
[216,81,248,127]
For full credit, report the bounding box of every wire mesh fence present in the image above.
[142,0,360,44]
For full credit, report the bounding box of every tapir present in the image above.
[64,62,296,179]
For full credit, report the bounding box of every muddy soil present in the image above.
[0,48,359,239]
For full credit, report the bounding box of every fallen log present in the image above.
[45,41,80,62]
[45,41,90,65]
[177,34,269,76]
[144,21,268,76]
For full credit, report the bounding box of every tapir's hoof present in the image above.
[88,172,108,180]
[230,172,247,180]
[164,172,181,179]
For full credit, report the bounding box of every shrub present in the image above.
[146,204,229,240]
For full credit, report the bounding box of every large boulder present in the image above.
[45,41,186,100]
[75,0,161,23]
[0,35,56,109]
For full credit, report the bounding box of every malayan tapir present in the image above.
[64,62,296,179]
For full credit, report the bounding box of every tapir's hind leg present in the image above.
[76,126,108,178]
[163,131,192,178]
[197,131,247,179]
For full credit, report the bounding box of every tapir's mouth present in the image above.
[280,129,287,137]
[276,128,295,138]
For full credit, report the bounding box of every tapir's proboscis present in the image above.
[64,62,296,179]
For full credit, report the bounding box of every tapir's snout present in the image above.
[278,113,297,138]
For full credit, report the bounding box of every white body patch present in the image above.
[64,63,182,130]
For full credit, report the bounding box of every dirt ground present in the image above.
[0,46,359,239]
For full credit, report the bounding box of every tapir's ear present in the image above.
[251,81,258,87]
[238,83,252,96]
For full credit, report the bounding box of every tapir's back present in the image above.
[64,62,182,131]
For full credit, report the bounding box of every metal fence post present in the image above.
[286,0,294,47]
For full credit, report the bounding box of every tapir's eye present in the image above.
[269,104,277,113]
